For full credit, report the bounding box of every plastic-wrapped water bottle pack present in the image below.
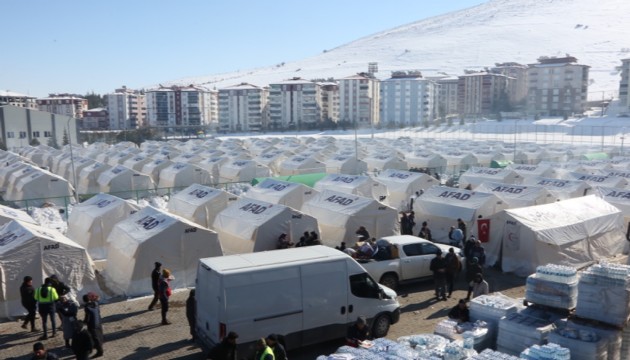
[520,343,571,360]
[547,328,607,360]
[396,334,450,352]
[470,348,520,359]
[434,319,460,340]
[535,264,578,284]
[576,262,630,327]
[496,312,556,355]
[525,272,577,309]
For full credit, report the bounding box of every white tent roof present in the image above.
[375,169,440,211]
[167,184,239,228]
[508,164,555,178]
[0,220,98,319]
[364,153,407,172]
[595,186,630,219]
[219,159,270,183]
[67,193,140,260]
[0,204,37,226]
[459,167,522,189]
[0,162,29,192]
[77,162,112,195]
[213,198,318,254]
[476,182,557,208]
[244,178,317,210]
[105,206,222,297]
[313,174,388,201]
[564,172,627,189]
[5,169,74,206]
[324,155,368,175]
[277,155,325,176]
[157,163,213,193]
[96,165,155,198]
[301,189,399,246]
[522,176,591,200]
[122,155,154,172]
[404,151,447,170]
[140,159,173,184]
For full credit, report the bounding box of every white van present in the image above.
[196,245,400,354]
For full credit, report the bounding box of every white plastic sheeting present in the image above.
[167,184,239,228]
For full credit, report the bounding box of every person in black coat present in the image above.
[83,293,104,358]
[186,289,196,342]
[207,331,238,360]
[20,276,38,332]
[148,262,162,311]
[71,320,93,360]
[49,274,71,329]
[266,334,287,360]
[430,251,448,301]
[346,316,370,347]
[448,300,470,323]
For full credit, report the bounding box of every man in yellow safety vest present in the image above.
[34,278,59,340]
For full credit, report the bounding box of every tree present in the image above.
[84,92,106,108]
[29,138,40,146]
[62,129,69,146]
[47,136,59,149]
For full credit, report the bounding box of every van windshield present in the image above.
[350,273,381,299]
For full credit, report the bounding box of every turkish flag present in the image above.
[477,219,490,243]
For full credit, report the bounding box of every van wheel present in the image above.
[380,274,398,291]
[372,314,391,338]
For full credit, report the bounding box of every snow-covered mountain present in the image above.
[162,0,630,99]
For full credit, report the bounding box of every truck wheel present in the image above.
[372,314,391,338]
[380,274,398,291]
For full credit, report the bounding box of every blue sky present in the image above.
[1,0,483,97]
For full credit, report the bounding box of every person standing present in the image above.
[444,248,461,298]
[400,212,412,235]
[34,278,59,340]
[71,320,93,360]
[430,250,448,301]
[58,295,79,348]
[148,261,162,311]
[207,331,238,360]
[31,342,59,360]
[254,338,275,360]
[83,292,104,358]
[266,334,287,360]
[418,221,433,241]
[469,240,486,266]
[159,269,173,325]
[49,274,71,327]
[466,257,483,284]
[448,226,464,248]
[457,218,467,240]
[463,235,477,260]
[186,289,196,342]
[20,276,38,332]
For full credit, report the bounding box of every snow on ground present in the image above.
[30,206,67,233]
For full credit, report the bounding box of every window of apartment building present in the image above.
[19,131,26,139]
[542,89,548,95]
[7,132,14,138]
[33,131,40,137]
[44,131,52,137]
[553,96,559,103]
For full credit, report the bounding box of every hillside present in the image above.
[162,0,630,99]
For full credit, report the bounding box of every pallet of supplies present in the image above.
[496,311,556,355]
[575,262,630,328]
[520,343,571,360]
[525,264,578,310]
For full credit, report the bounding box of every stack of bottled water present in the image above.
[442,341,477,360]
[469,349,520,360]
[520,343,571,360]
[535,264,578,284]
[526,264,578,309]
[434,319,459,340]
[396,334,449,353]
[622,324,630,360]
[576,262,630,327]
[496,312,556,355]
[470,293,520,348]
[547,323,607,360]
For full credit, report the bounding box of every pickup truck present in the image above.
[358,235,465,291]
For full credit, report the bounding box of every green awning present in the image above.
[581,152,609,160]
[490,160,513,168]
[251,172,328,188]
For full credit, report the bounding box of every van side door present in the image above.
[301,261,349,347]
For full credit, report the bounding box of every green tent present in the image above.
[490,160,513,168]
[581,152,609,161]
[251,173,328,188]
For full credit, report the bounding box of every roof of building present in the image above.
[0,90,35,98]
[271,77,315,85]
[220,82,262,91]
[84,107,107,113]
[146,84,211,93]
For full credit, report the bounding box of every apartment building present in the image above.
[37,94,88,119]
[218,83,267,132]
[430,77,459,118]
[526,56,589,116]
[620,58,630,112]
[267,78,321,130]
[82,108,109,130]
[338,73,380,127]
[319,82,339,123]
[0,91,37,109]
[106,86,146,130]
[145,85,214,128]
[492,62,528,108]
[380,71,435,126]
[457,72,512,117]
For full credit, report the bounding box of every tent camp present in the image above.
[140,159,173,184]
[0,161,30,192]
[0,220,99,319]
[244,178,316,210]
[313,174,388,202]
[157,163,213,194]
[522,177,590,200]
[472,150,505,168]
[514,148,548,164]
[277,155,326,176]
[363,153,407,172]
[254,151,290,175]
[122,156,154,172]
[0,204,37,226]
[375,169,440,211]
[166,184,239,228]
[475,182,557,208]
[66,193,140,260]
[77,162,112,195]
[104,206,222,297]
[196,157,228,183]
[499,196,625,276]
[439,151,478,174]
[218,159,270,183]
[404,151,447,173]
[458,167,521,189]
[564,172,627,192]
[5,170,74,206]
[213,198,319,254]
[508,164,555,180]
[301,189,399,247]
[323,155,368,175]
[96,165,155,199]
[413,185,506,245]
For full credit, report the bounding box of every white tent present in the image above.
[439,151,478,174]
[324,155,368,175]
[77,162,112,195]
[514,148,548,164]
[244,178,317,210]
[476,182,557,208]
[6,170,75,206]
[105,206,222,297]
[218,159,270,183]
[522,177,590,200]
[602,169,630,187]
[4,165,38,194]
[564,172,627,192]
[375,169,440,211]
[254,151,289,175]
[0,221,99,319]
[67,193,140,259]
[595,186,630,226]
[140,159,173,184]
[0,161,29,192]
[363,153,407,172]
[122,156,154,172]
[413,185,506,245]
[157,163,213,194]
[508,164,555,180]
[0,204,37,226]
[167,184,239,228]
[213,198,319,254]
[500,196,625,276]
[404,151,447,172]
[472,150,505,167]
[196,157,228,183]
[313,174,388,202]
[301,189,399,247]
[97,165,155,199]
[106,151,137,167]
[277,155,326,176]
[459,167,521,189]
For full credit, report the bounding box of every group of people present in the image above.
[276,231,321,249]
[206,331,288,360]
[148,261,175,326]
[21,275,104,359]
